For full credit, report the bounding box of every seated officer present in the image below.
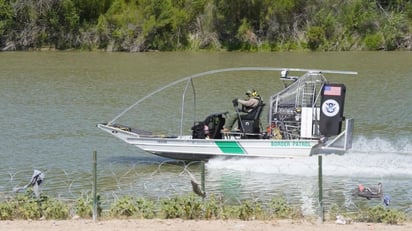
[221,89,261,132]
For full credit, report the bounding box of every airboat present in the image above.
[97,67,357,161]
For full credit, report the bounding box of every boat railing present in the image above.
[109,123,153,136]
[310,118,354,155]
[278,121,301,139]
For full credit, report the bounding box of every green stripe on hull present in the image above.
[215,141,245,154]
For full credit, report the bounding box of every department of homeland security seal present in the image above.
[322,99,340,117]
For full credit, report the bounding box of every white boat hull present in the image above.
[97,123,335,161]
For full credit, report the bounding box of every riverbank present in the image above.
[2,1,412,52]
[1,219,412,231]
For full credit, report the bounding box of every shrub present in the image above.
[221,204,240,219]
[181,194,204,219]
[108,196,156,219]
[0,201,13,220]
[307,26,325,51]
[381,208,406,224]
[0,191,409,224]
[366,206,406,224]
[364,33,383,50]
[41,198,69,219]
[355,205,406,224]
[110,196,137,217]
[203,194,222,219]
[7,191,70,220]
[238,199,263,221]
[160,193,204,219]
[220,199,264,220]
[75,193,102,218]
[269,198,293,218]
[11,190,43,220]
[135,198,156,219]
[160,196,183,219]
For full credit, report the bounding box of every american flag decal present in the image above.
[324,85,341,96]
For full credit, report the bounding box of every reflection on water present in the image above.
[0,52,411,215]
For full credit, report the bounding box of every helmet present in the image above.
[246,89,258,97]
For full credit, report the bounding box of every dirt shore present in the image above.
[1,219,411,231]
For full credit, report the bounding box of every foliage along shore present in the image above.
[0,189,408,225]
[1,0,412,52]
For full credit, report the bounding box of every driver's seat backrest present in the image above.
[241,102,265,121]
[239,102,265,133]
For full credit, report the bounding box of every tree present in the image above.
[44,0,80,49]
[262,0,307,49]
[0,0,13,49]
[307,26,325,50]
[1,0,412,51]
[73,0,113,24]
[140,0,176,50]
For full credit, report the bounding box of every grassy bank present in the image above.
[0,189,407,225]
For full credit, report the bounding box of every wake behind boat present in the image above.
[98,67,357,161]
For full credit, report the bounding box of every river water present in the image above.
[0,52,411,215]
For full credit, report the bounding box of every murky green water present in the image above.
[0,52,411,214]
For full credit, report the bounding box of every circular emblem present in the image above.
[322,99,340,117]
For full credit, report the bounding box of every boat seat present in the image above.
[238,102,265,134]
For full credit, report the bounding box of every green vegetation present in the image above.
[0,189,70,220]
[1,0,412,51]
[0,190,408,225]
[75,192,102,218]
[328,203,406,225]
